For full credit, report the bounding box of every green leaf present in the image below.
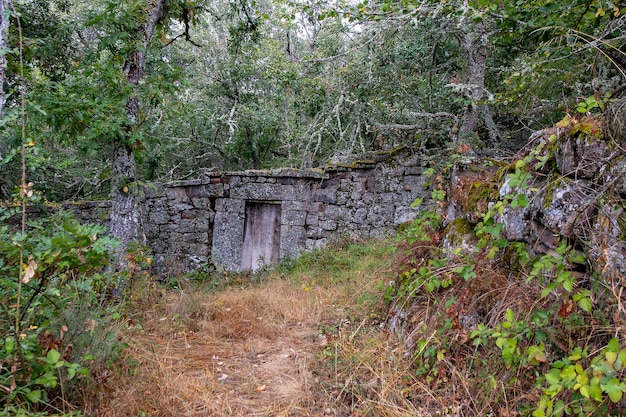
[4,337,14,354]
[577,297,592,312]
[589,379,603,401]
[602,378,625,403]
[78,366,91,376]
[505,308,515,322]
[25,389,42,403]
[606,351,618,365]
[562,278,573,292]
[607,338,621,352]
[579,384,590,398]
[47,349,62,364]
[540,286,553,298]
[545,369,562,387]
[495,337,507,349]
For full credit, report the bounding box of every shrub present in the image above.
[0,209,124,415]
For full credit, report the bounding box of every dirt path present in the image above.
[98,280,350,416]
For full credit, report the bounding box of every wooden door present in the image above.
[240,202,281,271]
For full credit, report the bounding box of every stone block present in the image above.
[215,198,245,213]
[405,166,424,175]
[540,179,595,239]
[368,205,394,227]
[181,209,197,219]
[307,201,324,212]
[380,193,396,204]
[312,187,337,204]
[168,201,194,213]
[280,225,307,258]
[167,187,187,199]
[320,219,337,231]
[404,175,425,191]
[282,200,305,211]
[186,184,225,198]
[394,207,418,224]
[305,214,319,226]
[182,232,210,244]
[306,226,324,239]
[179,218,209,234]
[323,205,341,218]
[361,192,375,205]
[336,191,349,205]
[190,198,213,211]
[149,209,170,225]
[283,210,307,226]
[306,238,327,250]
[230,183,301,201]
[353,208,368,223]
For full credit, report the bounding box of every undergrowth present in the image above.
[382,127,626,416]
[0,209,129,417]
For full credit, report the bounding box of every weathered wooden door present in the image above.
[240,202,281,271]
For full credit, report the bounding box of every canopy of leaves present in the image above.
[0,0,624,200]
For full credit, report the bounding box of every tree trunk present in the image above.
[109,0,166,269]
[458,22,488,137]
[457,22,500,147]
[0,0,8,200]
[0,0,8,121]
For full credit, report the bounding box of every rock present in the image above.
[448,159,500,224]
[600,155,626,195]
[442,218,478,257]
[555,133,610,179]
[540,178,596,239]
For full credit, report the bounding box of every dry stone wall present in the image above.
[137,150,430,277]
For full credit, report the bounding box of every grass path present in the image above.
[92,240,419,416]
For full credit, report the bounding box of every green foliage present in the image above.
[388,136,626,415]
[276,237,395,288]
[533,338,626,416]
[0,208,124,414]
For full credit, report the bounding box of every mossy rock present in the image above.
[443,218,478,255]
[450,161,500,223]
[465,181,499,219]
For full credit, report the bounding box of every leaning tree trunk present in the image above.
[110,0,166,270]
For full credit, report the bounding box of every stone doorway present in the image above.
[240,201,282,271]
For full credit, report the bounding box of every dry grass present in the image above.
[81,236,554,417]
[85,239,413,417]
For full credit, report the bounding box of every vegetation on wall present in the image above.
[384,112,626,415]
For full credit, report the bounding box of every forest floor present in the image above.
[93,241,431,417]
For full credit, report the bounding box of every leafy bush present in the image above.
[0,209,124,415]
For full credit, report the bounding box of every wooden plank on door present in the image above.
[241,202,281,271]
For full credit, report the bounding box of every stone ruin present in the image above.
[140,150,429,277]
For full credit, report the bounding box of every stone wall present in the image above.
[13,123,623,282]
[138,149,430,277]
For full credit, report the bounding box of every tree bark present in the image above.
[109,0,166,269]
[0,0,8,121]
[0,0,8,200]
[457,22,500,146]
